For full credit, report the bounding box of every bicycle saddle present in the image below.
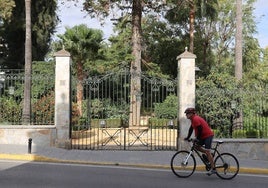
[214,140,224,144]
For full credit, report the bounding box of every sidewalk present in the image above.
[0,144,267,175]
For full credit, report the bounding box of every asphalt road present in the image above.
[1,160,268,188]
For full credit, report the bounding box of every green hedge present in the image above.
[232,130,247,138]
[72,118,124,130]
[149,118,177,128]
[244,116,268,130]
[232,129,268,138]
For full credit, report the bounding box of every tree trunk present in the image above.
[76,60,84,117]
[129,0,142,127]
[22,0,32,125]
[235,0,243,80]
[234,0,243,130]
[203,41,208,70]
[189,0,195,53]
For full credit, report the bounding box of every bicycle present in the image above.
[170,139,239,180]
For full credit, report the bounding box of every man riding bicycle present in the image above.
[183,107,216,175]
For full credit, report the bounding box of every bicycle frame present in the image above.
[188,140,222,167]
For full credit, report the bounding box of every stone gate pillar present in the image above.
[54,49,71,149]
[177,47,196,149]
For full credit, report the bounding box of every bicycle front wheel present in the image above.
[214,153,239,180]
[170,150,196,178]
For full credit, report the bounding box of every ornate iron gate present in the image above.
[71,66,178,150]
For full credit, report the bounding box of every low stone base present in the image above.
[0,125,56,147]
[55,139,71,150]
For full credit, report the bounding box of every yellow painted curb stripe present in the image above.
[0,154,267,175]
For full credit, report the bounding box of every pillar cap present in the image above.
[54,49,70,57]
[177,47,196,60]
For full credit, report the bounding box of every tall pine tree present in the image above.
[0,0,59,68]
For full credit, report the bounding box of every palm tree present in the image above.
[22,0,32,124]
[234,0,243,129]
[189,0,195,53]
[57,24,103,116]
[235,0,243,80]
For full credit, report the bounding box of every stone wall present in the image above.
[179,139,268,161]
[0,126,267,160]
[0,125,56,147]
[218,139,268,161]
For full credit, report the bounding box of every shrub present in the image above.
[212,129,220,138]
[244,116,268,134]
[260,130,268,138]
[154,95,177,119]
[149,117,177,128]
[246,129,260,138]
[89,118,123,128]
[32,90,54,124]
[232,129,247,138]
[0,97,22,124]
[106,118,123,128]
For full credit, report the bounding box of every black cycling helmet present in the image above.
[184,107,196,114]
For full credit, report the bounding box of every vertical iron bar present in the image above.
[124,127,126,150]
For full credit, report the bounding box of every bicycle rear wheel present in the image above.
[214,153,239,180]
[170,150,196,178]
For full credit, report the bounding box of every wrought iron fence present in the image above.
[70,66,178,150]
[71,124,178,150]
[1,67,267,142]
[0,69,55,125]
[196,88,268,138]
[70,66,177,130]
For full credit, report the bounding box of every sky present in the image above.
[253,0,268,48]
[55,0,268,48]
[55,1,114,40]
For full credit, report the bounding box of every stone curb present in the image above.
[0,154,268,175]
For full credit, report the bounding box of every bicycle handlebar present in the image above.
[185,138,199,143]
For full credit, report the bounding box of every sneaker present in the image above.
[207,169,216,176]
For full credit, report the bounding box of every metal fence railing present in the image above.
[0,69,55,125]
[196,89,268,139]
[1,68,267,140]
[71,125,178,151]
[70,67,177,130]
